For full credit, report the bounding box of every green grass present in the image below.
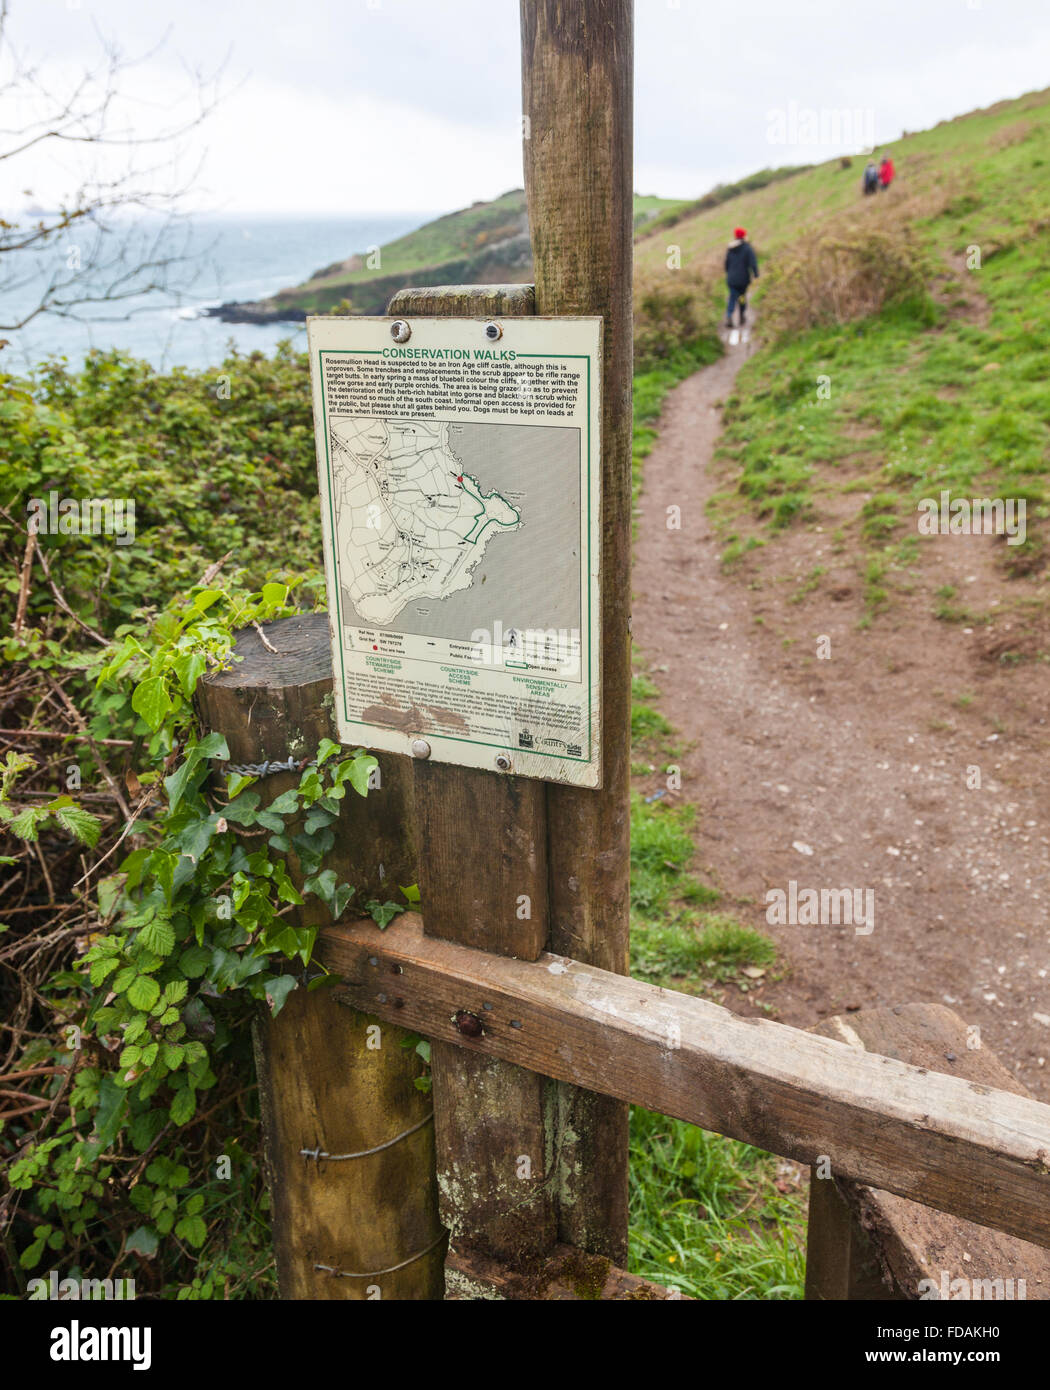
[627,650,801,1296]
[629,1109,805,1300]
[661,90,1050,607]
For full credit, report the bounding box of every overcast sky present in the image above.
[4,0,1050,216]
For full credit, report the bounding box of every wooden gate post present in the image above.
[521,0,634,1260]
[198,614,444,1299]
[384,285,561,1292]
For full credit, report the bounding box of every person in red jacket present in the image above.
[878,154,895,191]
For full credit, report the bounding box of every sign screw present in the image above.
[390,320,411,343]
[411,738,432,759]
[483,321,502,341]
[494,753,512,772]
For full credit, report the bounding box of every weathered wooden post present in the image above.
[286,0,634,1298]
[383,284,560,1288]
[521,0,634,1260]
[198,614,444,1299]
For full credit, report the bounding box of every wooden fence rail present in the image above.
[320,912,1050,1252]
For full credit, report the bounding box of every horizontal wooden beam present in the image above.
[446,1244,687,1301]
[320,914,1050,1250]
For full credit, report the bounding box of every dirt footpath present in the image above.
[632,338,1050,1100]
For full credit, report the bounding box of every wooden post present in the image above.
[804,1176,897,1301]
[385,285,560,1284]
[197,614,444,1299]
[520,0,634,1260]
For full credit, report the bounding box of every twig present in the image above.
[31,839,55,904]
[199,550,234,586]
[12,528,35,636]
[0,504,108,647]
[71,790,154,888]
[45,674,132,823]
[251,620,277,654]
[0,728,134,747]
[0,903,80,915]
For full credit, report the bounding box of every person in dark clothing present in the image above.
[725,227,759,328]
[862,160,879,195]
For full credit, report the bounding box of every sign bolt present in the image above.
[390,320,411,343]
[494,753,512,772]
[483,321,503,341]
[411,738,432,759]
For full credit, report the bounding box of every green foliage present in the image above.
[1,552,395,1296]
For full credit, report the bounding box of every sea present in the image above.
[1,212,432,376]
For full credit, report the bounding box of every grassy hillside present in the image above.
[237,190,689,319]
[635,88,1050,624]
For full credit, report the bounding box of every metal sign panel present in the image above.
[308,313,602,787]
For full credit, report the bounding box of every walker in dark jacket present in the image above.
[725,227,759,327]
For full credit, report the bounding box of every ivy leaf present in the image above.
[93,1074,128,1150]
[162,734,225,814]
[128,976,161,1011]
[131,676,172,733]
[260,581,288,607]
[171,652,206,699]
[400,883,421,904]
[344,755,377,797]
[223,790,260,826]
[367,899,405,930]
[264,974,297,1016]
[315,737,341,767]
[178,945,212,979]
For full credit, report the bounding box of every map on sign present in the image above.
[328,416,523,626]
[308,314,602,787]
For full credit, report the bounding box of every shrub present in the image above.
[759,226,931,340]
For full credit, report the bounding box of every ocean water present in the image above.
[1,212,431,375]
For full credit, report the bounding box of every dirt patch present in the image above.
[632,339,1050,1100]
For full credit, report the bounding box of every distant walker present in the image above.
[724,226,759,330]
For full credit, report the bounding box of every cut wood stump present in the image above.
[198,614,442,1299]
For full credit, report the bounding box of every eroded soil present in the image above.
[632,338,1050,1099]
